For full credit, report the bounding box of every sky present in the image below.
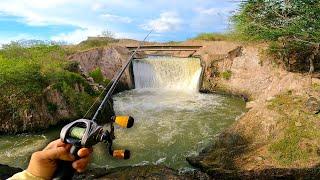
[0,0,240,45]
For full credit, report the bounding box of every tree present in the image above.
[232,0,320,73]
[100,30,115,38]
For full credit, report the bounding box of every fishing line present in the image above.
[82,30,153,120]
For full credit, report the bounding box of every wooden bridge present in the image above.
[126,45,203,52]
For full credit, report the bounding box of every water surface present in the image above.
[0,56,246,170]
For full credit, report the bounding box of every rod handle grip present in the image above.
[113,116,134,128]
[52,145,80,180]
[112,149,131,159]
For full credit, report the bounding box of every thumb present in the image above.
[42,147,75,161]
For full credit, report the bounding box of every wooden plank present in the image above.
[126,45,202,51]
[130,49,198,51]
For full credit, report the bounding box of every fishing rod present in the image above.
[53,31,152,180]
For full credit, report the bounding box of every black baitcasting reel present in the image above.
[53,116,134,179]
[53,30,152,180]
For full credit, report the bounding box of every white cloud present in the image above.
[51,29,145,44]
[194,7,235,16]
[0,0,240,43]
[141,12,182,33]
[51,28,102,44]
[190,7,235,32]
[101,13,133,23]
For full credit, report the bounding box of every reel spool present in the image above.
[60,115,134,159]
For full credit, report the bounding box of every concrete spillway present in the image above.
[132,57,202,92]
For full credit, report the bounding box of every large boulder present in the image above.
[68,46,134,91]
[73,165,209,180]
[305,97,320,114]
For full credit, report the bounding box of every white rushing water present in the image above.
[0,56,246,170]
[133,57,202,92]
[90,56,246,169]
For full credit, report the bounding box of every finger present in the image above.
[77,148,92,158]
[44,139,64,150]
[72,156,90,172]
[43,147,75,161]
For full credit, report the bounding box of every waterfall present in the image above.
[133,57,202,92]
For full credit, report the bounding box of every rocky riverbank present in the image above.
[1,39,319,179]
[189,40,320,173]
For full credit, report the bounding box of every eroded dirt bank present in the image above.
[2,39,320,179]
[187,40,320,176]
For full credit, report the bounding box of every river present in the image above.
[0,56,246,170]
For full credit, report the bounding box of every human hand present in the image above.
[26,139,92,179]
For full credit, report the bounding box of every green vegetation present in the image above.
[232,0,320,72]
[89,68,104,85]
[267,92,320,165]
[312,83,320,91]
[220,70,232,80]
[192,33,231,41]
[0,43,98,120]
[64,38,118,54]
[78,39,113,49]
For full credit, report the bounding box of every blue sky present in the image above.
[0,0,240,45]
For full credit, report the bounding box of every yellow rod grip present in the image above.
[114,116,134,128]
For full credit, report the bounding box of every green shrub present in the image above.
[0,42,97,119]
[89,68,104,84]
[232,0,320,72]
[220,70,232,80]
[47,102,58,113]
[192,33,231,41]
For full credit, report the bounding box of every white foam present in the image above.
[133,57,202,92]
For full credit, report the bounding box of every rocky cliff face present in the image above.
[68,46,134,90]
[0,46,128,134]
[190,41,320,173]
[0,84,77,133]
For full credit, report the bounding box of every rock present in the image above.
[305,97,320,114]
[86,77,95,83]
[69,46,134,90]
[255,156,263,161]
[267,96,275,101]
[0,164,23,180]
[0,81,115,134]
[73,165,209,180]
[246,101,257,109]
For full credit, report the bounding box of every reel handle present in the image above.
[52,145,81,180]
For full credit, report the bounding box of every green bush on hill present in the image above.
[0,43,98,120]
[220,70,232,80]
[192,33,231,41]
[89,68,104,85]
[232,0,320,72]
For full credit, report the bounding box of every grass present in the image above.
[312,83,320,91]
[267,92,320,166]
[89,68,104,85]
[191,32,246,42]
[220,70,232,80]
[64,38,118,53]
[0,43,99,121]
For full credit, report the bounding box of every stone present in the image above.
[267,96,275,101]
[305,97,320,114]
[86,77,94,83]
[73,165,208,180]
[69,46,134,90]
[246,101,257,109]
